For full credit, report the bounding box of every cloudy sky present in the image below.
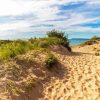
[0,0,100,39]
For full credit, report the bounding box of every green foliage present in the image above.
[38,40,49,48]
[29,37,70,48]
[95,52,100,56]
[40,37,67,46]
[0,31,71,60]
[45,53,58,70]
[47,30,68,41]
[0,40,12,46]
[0,40,34,60]
[95,50,100,56]
[47,30,71,51]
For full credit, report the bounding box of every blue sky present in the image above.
[0,0,100,39]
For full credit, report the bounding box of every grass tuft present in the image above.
[44,53,58,70]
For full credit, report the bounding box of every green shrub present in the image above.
[0,31,71,60]
[0,40,34,60]
[0,40,12,46]
[47,30,71,51]
[45,53,58,69]
[47,30,67,41]
[95,52,100,56]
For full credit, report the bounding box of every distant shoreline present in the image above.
[0,38,90,46]
[69,38,89,46]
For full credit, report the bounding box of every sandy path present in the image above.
[40,52,100,100]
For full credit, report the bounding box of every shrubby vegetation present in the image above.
[47,30,71,51]
[95,52,100,56]
[29,37,67,48]
[44,53,58,70]
[0,30,71,97]
[0,30,71,60]
[47,30,67,41]
[95,49,100,56]
[0,40,34,59]
[0,40,12,46]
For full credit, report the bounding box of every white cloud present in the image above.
[0,0,100,39]
[87,0,100,5]
[0,21,31,31]
[0,0,87,16]
[65,26,100,33]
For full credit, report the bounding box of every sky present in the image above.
[0,0,100,39]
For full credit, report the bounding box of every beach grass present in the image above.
[0,30,71,60]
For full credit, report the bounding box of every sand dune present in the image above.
[40,49,100,100]
[0,44,100,100]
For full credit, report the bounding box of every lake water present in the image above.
[69,39,89,46]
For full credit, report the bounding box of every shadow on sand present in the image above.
[10,59,70,100]
[70,51,93,56]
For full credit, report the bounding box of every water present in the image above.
[69,38,89,46]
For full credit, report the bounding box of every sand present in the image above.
[40,47,100,100]
[72,41,100,54]
[0,44,100,100]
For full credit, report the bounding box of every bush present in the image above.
[0,40,34,60]
[0,40,12,46]
[95,52,100,56]
[47,30,71,51]
[47,30,67,41]
[0,31,72,60]
[45,53,58,70]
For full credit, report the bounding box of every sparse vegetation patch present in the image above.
[0,30,71,60]
[95,50,100,56]
[44,53,58,70]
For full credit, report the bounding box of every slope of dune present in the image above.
[39,40,100,100]
[0,40,100,100]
